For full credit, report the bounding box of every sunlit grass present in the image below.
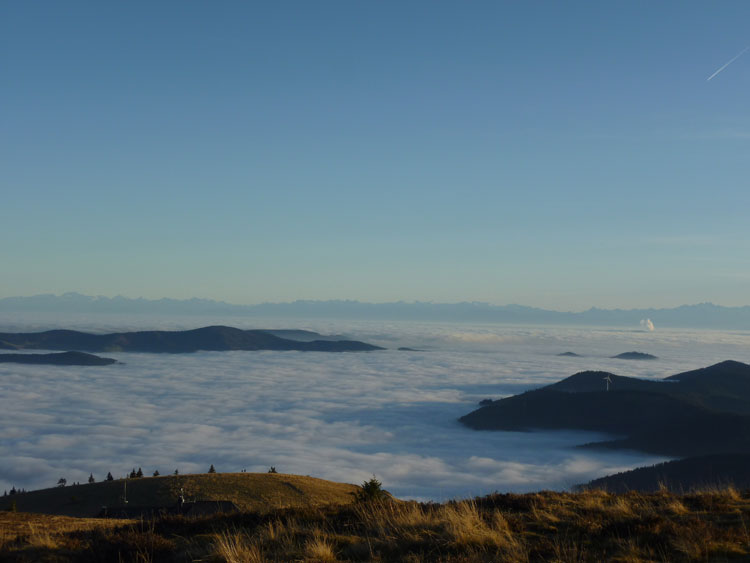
[3,486,750,561]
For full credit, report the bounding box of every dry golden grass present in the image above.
[213,529,265,563]
[167,472,360,512]
[3,485,750,562]
[442,501,514,549]
[0,511,134,546]
[0,472,360,518]
[664,498,689,515]
[304,530,337,561]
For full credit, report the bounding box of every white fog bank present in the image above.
[1,318,749,500]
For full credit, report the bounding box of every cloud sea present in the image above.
[2,315,749,500]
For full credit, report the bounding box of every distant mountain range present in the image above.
[0,326,382,353]
[1,293,750,329]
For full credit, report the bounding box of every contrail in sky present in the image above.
[707,45,750,81]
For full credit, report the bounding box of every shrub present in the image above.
[355,476,387,502]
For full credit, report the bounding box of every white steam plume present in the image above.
[640,318,655,332]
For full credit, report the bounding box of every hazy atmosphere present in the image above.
[3,4,750,550]
[3,1,750,310]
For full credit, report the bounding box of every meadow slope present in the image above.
[3,487,750,561]
[0,473,360,518]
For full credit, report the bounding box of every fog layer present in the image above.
[2,318,748,499]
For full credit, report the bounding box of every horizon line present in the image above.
[1,292,749,315]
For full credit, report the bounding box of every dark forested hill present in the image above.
[459,361,750,457]
[578,454,750,492]
[0,326,383,353]
[611,351,658,360]
[544,371,663,394]
[0,351,117,365]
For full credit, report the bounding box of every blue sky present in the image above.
[2,1,749,310]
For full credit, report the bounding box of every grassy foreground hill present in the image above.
[0,473,360,518]
[3,487,750,562]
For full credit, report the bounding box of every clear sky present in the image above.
[2,1,749,311]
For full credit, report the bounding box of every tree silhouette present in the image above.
[57,478,67,487]
[136,467,143,478]
[208,464,216,474]
[153,470,160,477]
[174,469,179,475]
[354,476,387,502]
[129,469,137,479]
[106,472,114,481]
[88,474,95,484]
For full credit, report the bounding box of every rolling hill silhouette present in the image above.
[459,361,750,458]
[611,351,658,360]
[577,453,750,493]
[0,351,117,366]
[0,326,382,353]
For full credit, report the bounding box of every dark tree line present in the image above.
[17,464,228,494]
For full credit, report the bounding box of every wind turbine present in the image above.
[603,375,612,392]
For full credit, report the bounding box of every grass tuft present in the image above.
[305,530,337,561]
[212,529,264,563]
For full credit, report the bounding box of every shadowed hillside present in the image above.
[0,326,382,353]
[544,370,663,393]
[460,361,750,459]
[578,454,750,493]
[0,351,116,366]
[611,351,658,360]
